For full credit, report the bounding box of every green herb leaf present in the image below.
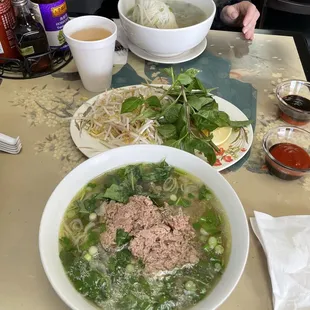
[199,185,214,201]
[99,223,107,233]
[59,250,76,267]
[206,87,218,94]
[145,95,161,107]
[188,138,217,165]
[83,195,98,212]
[103,184,129,203]
[124,165,141,192]
[115,248,132,267]
[201,99,218,111]
[193,110,230,131]
[161,104,182,124]
[183,135,195,153]
[116,229,132,246]
[67,258,109,302]
[204,209,222,227]
[141,161,173,182]
[199,97,216,108]
[193,222,201,230]
[187,77,206,93]
[185,68,200,78]
[161,67,175,80]
[80,230,100,251]
[87,183,97,188]
[164,139,179,147]
[121,97,144,113]
[176,197,191,208]
[59,236,74,252]
[177,73,193,85]
[141,108,160,119]
[187,95,204,111]
[157,124,177,140]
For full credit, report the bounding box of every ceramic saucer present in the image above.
[128,38,207,64]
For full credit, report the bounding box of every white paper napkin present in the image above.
[250,212,310,310]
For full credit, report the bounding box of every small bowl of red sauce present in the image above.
[276,80,310,126]
[263,126,310,180]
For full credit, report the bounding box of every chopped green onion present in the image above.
[208,236,217,249]
[88,246,98,256]
[214,263,222,272]
[185,280,196,292]
[203,244,211,252]
[87,183,97,188]
[215,245,224,255]
[199,216,207,223]
[67,210,76,219]
[200,228,209,236]
[125,264,135,273]
[170,194,177,201]
[84,253,92,261]
[89,213,97,221]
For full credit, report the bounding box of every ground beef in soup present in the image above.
[100,195,199,273]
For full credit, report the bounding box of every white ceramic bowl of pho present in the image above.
[39,145,249,310]
[118,0,216,57]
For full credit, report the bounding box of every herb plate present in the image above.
[70,85,253,171]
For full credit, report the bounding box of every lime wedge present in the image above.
[211,127,232,146]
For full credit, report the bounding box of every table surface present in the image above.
[1,30,310,310]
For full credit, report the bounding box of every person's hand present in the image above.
[220,1,260,40]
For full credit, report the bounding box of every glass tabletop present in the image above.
[0,29,309,310]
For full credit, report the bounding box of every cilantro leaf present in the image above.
[80,230,100,251]
[141,160,173,182]
[199,185,213,201]
[116,229,132,246]
[103,184,129,203]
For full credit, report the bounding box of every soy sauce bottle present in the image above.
[12,0,51,72]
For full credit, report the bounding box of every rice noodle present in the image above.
[163,177,178,192]
[69,218,83,232]
[131,0,179,29]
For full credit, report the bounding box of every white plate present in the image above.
[128,38,207,64]
[70,85,253,171]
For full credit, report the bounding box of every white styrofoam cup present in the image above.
[63,16,117,92]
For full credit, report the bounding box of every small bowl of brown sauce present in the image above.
[263,126,310,180]
[276,80,310,126]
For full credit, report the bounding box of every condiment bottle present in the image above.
[0,0,19,61]
[12,0,51,73]
[30,0,69,50]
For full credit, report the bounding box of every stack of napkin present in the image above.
[251,212,310,310]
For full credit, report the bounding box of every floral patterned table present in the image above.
[0,30,309,310]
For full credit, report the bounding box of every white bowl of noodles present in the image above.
[39,145,249,310]
[118,0,216,57]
